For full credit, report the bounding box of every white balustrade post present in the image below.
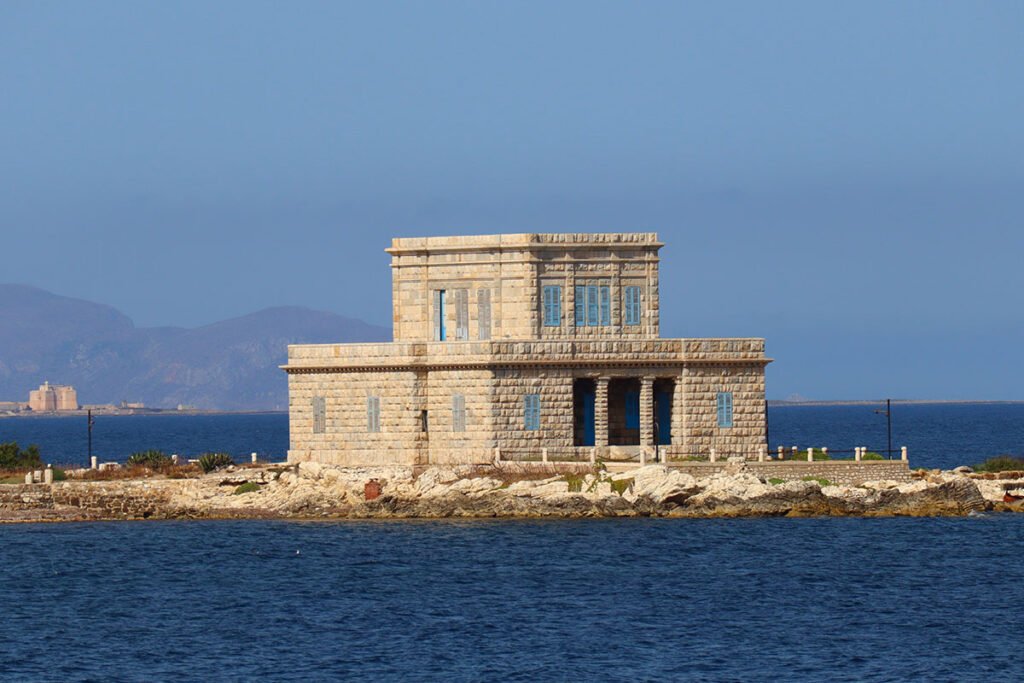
[590,448,596,465]
[791,446,798,460]
[759,445,766,463]
[24,472,33,485]
[777,446,784,460]
[710,447,717,463]
[855,447,862,462]
[90,455,98,470]
[44,465,54,485]
[901,446,908,462]
[542,447,548,464]
[251,452,258,464]
[807,447,814,462]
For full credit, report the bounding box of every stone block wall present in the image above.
[680,363,766,457]
[665,461,912,485]
[288,370,426,466]
[425,369,495,465]
[492,367,575,457]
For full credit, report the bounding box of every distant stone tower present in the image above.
[28,381,78,411]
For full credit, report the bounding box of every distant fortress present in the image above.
[28,381,79,412]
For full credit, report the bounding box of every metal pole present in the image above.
[887,398,892,460]
[88,409,93,467]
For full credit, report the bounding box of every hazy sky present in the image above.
[1,1,1021,400]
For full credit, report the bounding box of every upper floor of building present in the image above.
[387,233,662,342]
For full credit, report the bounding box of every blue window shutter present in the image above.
[625,287,641,326]
[599,286,610,326]
[524,394,540,430]
[552,286,561,325]
[586,285,598,326]
[575,286,585,327]
[717,392,733,428]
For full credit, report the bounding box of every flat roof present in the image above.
[387,232,662,254]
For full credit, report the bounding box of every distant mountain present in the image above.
[0,285,389,410]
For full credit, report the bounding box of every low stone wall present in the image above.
[665,460,912,485]
[0,482,173,520]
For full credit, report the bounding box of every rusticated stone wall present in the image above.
[680,363,766,457]
[666,460,912,485]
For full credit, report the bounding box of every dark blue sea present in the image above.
[2,404,1024,681]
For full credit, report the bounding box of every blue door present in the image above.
[656,390,672,445]
[582,389,595,446]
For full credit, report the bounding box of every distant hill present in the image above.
[0,285,389,410]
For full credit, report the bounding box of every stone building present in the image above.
[28,382,79,412]
[283,233,771,466]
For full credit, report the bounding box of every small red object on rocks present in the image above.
[364,479,382,501]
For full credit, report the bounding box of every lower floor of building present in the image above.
[286,360,768,466]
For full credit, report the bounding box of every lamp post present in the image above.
[873,399,892,459]
[87,409,94,467]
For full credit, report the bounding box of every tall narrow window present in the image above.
[586,285,598,326]
[367,396,381,433]
[575,283,612,327]
[312,396,326,434]
[716,392,733,428]
[452,394,466,432]
[454,289,469,340]
[524,393,541,431]
[542,285,561,327]
[433,290,446,341]
[477,288,491,340]
[599,285,610,326]
[624,286,642,326]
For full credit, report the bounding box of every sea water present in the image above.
[1,516,1022,681]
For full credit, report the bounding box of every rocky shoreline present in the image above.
[3,461,1023,523]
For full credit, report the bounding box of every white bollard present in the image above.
[710,447,717,463]
[855,447,862,462]
[44,466,54,485]
[90,455,98,470]
[542,448,548,464]
[24,472,32,484]
[171,454,179,465]
[807,447,814,462]
[590,448,596,465]
[33,470,42,483]
[778,445,784,460]
[901,446,908,462]
[251,452,258,464]
[791,446,798,460]
[759,445,767,463]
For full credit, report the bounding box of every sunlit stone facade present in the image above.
[283,234,771,466]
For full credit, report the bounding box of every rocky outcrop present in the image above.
[0,463,1018,523]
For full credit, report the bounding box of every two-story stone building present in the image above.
[283,233,770,466]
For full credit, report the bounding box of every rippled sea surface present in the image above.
[2,517,1023,681]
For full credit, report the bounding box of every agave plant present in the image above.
[125,449,172,469]
[197,452,235,473]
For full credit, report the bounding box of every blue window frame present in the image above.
[624,391,640,429]
[716,392,733,428]
[574,283,611,327]
[542,285,562,327]
[524,394,541,430]
[624,286,641,326]
[434,290,446,341]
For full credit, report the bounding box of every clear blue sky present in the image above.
[1,1,1021,400]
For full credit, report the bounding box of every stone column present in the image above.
[595,376,610,447]
[640,376,655,448]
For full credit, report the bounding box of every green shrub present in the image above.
[0,442,42,469]
[126,450,172,469]
[234,481,261,495]
[861,452,884,461]
[973,455,1024,473]
[801,476,832,486]
[198,452,235,473]
[564,473,583,493]
[610,478,634,496]
[768,478,785,485]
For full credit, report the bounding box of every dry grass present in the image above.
[460,462,597,487]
